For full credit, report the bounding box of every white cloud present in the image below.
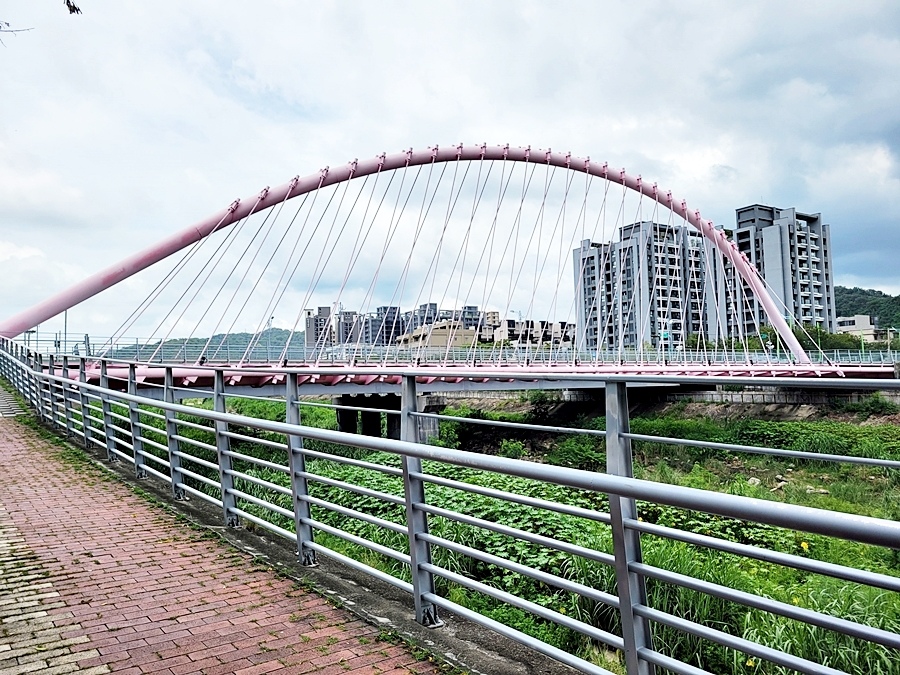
[1,0,899,339]
[0,241,43,262]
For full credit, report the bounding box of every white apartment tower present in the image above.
[573,222,728,353]
[733,205,836,334]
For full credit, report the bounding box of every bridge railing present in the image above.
[13,334,898,368]
[2,339,899,675]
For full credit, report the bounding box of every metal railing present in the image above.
[1,338,900,675]
[13,334,898,368]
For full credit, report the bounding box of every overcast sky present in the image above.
[1,1,899,339]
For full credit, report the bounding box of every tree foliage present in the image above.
[835,286,900,329]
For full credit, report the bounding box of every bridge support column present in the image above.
[334,396,359,434]
[384,394,401,440]
[335,394,402,439]
[360,408,381,437]
[606,381,655,675]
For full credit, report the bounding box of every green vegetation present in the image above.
[836,286,900,332]
[724,322,877,352]
[111,328,303,360]
[45,390,900,674]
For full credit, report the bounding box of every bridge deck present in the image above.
[0,420,442,675]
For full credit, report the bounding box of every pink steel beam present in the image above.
[0,144,810,364]
[81,362,841,388]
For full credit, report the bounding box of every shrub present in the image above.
[546,434,605,472]
[499,439,525,459]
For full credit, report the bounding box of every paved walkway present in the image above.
[0,419,443,675]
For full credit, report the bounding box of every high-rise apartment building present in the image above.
[573,222,727,353]
[733,205,835,333]
[335,310,360,345]
[403,303,438,333]
[362,306,404,346]
[304,306,333,349]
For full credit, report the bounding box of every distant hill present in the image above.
[109,328,304,361]
[834,286,900,328]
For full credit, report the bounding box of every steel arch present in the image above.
[0,144,809,364]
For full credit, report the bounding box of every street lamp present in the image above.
[266,316,274,361]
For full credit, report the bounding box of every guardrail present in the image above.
[11,334,898,367]
[1,340,899,675]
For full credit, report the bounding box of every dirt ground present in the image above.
[439,393,900,426]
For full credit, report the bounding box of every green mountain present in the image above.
[110,328,304,361]
[834,286,900,328]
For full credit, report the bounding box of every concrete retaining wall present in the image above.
[667,388,900,406]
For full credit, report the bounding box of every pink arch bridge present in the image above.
[0,144,849,382]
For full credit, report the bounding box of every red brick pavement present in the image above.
[0,420,443,675]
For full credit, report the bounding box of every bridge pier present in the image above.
[334,396,359,435]
[332,394,410,441]
[360,408,381,437]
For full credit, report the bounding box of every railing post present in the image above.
[400,375,442,628]
[61,356,75,438]
[25,350,37,411]
[18,348,29,401]
[99,361,118,462]
[46,355,56,421]
[164,367,186,499]
[128,364,146,478]
[606,380,654,675]
[52,354,66,431]
[78,358,92,449]
[214,369,239,526]
[286,373,316,565]
[34,353,48,422]
[14,345,23,401]
[34,354,53,424]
